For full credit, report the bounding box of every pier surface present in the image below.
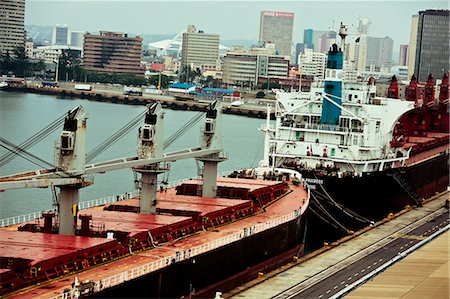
[227,192,449,299]
[345,230,448,299]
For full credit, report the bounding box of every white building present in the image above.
[390,65,409,80]
[70,31,84,48]
[52,25,70,45]
[222,44,289,86]
[181,25,220,69]
[34,45,81,63]
[298,48,326,79]
[25,40,33,58]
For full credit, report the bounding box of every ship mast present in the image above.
[338,22,348,52]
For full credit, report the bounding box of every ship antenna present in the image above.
[338,22,348,52]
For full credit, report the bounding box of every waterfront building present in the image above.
[222,44,289,87]
[181,25,219,70]
[34,45,82,63]
[259,11,294,57]
[83,31,143,76]
[52,25,70,45]
[412,9,449,82]
[399,44,409,66]
[407,14,419,80]
[298,48,326,80]
[0,0,25,56]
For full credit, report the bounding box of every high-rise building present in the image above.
[52,25,70,45]
[303,29,336,53]
[413,9,449,82]
[303,29,314,49]
[366,36,393,70]
[70,31,85,48]
[83,31,143,76]
[259,11,294,57]
[398,45,409,66]
[357,16,371,35]
[295,43,305,64]
[181,25,219,69]
[407,15,419,79]
[298,48,326,79]
[0,0,25,55]
[222,45,289,86]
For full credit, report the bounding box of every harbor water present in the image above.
[0,91,266,218]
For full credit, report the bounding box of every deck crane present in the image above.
[0,101,226,235]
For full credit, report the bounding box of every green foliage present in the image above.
[84,71,147,86]
[178,65,203,83]
[0,47,45,77]
[148,74,171,88]
[256,91,266,98]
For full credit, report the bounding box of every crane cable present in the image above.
[163,111,204,150]
[86,110,147,163]
[0,112,67,167]
[0,137,71,178]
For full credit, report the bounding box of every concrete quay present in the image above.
[8,82,275,119]
[226,192,449,299]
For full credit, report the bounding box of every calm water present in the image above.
[0,91,266,218]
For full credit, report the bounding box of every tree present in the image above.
[148,74,171,88]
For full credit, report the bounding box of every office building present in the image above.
[413,9,449,82]
[25,39,33,58]
[222,45,289,86]
[52,25,70,45]
[34,45,81,63]
[303,29,336,53]
[259,11,294,57]
[83,31,143,75]
[0,0,25,55]
[407,15,419,79]
[399,44,409,66]
[295,43,305,64]
[181,25,219,70]
[357,16,371,35]
[298,48,326,79]
[366,36,393,70]
[303,29,314,49]
[70,31,85,48]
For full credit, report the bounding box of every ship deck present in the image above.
[1,178,309,298]
[400,131,449,166]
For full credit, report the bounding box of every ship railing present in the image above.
[281,122,350,133]
[0,191,138,228]
[0,211,43,227]
[0,170,243,228]
[50,208,301,299]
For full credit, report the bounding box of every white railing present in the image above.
[0,191,139,228]
[0,171,241,228]
[0,211,44,228]
[49,207,302,299]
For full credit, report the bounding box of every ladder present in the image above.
[390,172,422,207]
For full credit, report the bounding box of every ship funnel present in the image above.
[320,44,343,125]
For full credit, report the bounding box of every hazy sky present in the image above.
[27,0,448,46]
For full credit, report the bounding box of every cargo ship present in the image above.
[0,101,309,298]
[264,24,448,236]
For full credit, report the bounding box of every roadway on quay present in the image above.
[229,193,449,299]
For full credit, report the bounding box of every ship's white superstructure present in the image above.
[265,38,416,176]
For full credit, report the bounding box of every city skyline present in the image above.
[27,0,447,48]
